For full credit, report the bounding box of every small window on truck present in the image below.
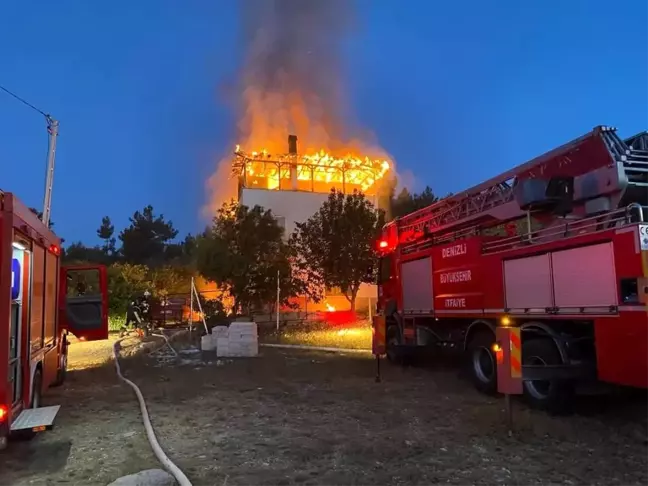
[66,269,101,298]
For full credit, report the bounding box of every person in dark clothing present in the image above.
[119,290,151,337]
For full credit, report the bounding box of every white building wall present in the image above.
[240,188,330,236]
[240,188,378,307]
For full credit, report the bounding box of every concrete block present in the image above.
[201,334,216,351]
[229,322,257,334]
[212,326,229,338]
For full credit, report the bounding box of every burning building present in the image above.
[233,135,390,313]
[233,134,391,234]
[206,0,391,313]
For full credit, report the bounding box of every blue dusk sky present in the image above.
[1,0,646,245]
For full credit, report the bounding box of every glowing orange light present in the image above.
[492,343,502,353]
[0,405,8,422]
[234,147,391,194]
[379,240,388,249]
[325,302,336,312]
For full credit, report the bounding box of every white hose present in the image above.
[112,337,192,486]
[151,332,178,358]
[260,343,371,354]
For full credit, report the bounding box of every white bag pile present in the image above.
[218,322,258,357]
[200,322,258,358]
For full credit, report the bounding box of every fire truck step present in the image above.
[10,405,61,432]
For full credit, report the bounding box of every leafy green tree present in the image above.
[290,189,385,311]
[164,234,197,265]
[119,205,178,266]
[195,201,296,316]
[106,263,150,315]
[29,207,54,229]
[62,242,107,264]
[391,186,439,218]
[148,265,192,297]
[97,216,117,259]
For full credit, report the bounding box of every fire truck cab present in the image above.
[374,126,648,413]
[1,191,108,449]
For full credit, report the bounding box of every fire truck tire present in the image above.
[466,331,498,395]
[31,370,43,409]
[386,325,402,364]
[52,350,68,387]
[522,338,574,415]
[15,370,44,442]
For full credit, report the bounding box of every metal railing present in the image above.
[482,204,646,254]
[400,204,646,257]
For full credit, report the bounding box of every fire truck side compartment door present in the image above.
[401,257,434,313]
[60,265,109,341]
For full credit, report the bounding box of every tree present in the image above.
[119,205,178,266]
[97,216,117,259]
[195,201,296,316]
[391,186,439,218]
[290,189,385,311]
[148,265,192,297]
[62,242,107,264]
[29,207,54,229]
[106,263,150,315]
[164,234,197,265]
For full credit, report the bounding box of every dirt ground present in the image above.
[1,335,646,486]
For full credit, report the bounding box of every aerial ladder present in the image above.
[395,125,648,250]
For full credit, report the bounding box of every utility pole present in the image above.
[42,115,59,228]
[276,270,280,333]
[0,84,58,228]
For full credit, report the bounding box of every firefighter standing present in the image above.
[120,290,152,338]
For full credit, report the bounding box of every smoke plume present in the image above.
[206,0,390,213]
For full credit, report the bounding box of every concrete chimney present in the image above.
[288,135,298,190]
[288,134,298,154]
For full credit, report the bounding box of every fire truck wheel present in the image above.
[386,325,402,364]
[31,370,43,409]
[52,351,68,387]
[522,338,574,415]
[467,331,498,395]
[13,370,43,442]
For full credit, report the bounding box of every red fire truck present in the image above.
[373,125,648,413]
[1,191,109,449]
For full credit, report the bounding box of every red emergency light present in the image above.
[378,240,388,249]
[0,404,7,422]
[49,244,60,255]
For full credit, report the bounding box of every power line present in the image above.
[0,83,49,117]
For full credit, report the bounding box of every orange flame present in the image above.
[204,1,395,214]
[233,146,391,195]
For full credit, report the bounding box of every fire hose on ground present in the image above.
[112,333,191,486]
